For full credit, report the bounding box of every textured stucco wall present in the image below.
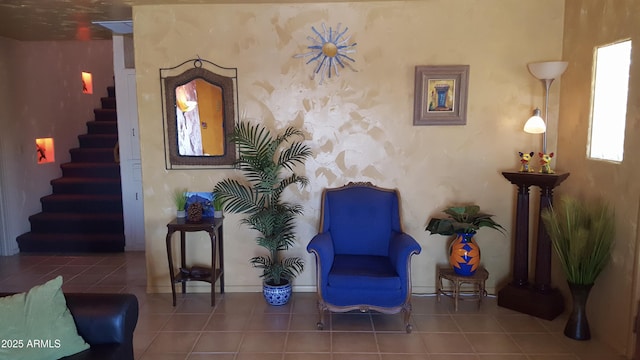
[0,38,114,254]
[134,0,566,296]
[559,0,640,355]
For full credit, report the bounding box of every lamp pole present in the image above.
[541,78,555,155]
[527,61,568,154]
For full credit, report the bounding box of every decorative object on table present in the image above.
[185,192,214,218]
[186,202,203,223]
[541,196,614,341]
[213,120,312,305]
[179,266,211,278]
[413,65,469,126]
[523,61,568,154]
[518,151,535,172]
[539,152,555,174]
[174,189,188,218]
[426,205,505,276]
[213,196,224,218]
[293,23,357,85]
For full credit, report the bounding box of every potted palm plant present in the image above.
[213,120,312,305]
[426,205,504,276]
[541,196,614,341]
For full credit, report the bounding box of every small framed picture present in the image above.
[413,65,469,126]
[185,192,214,218]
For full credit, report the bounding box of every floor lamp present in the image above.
[524,61,568,154]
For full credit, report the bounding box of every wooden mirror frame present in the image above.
[161,59,238,169]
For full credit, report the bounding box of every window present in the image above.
[588,40,632,162]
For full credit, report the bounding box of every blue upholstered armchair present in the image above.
[307,182,422,333]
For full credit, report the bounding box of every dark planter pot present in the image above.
[263,279,292,306]
[564,282,593,340]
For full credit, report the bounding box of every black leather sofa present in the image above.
[63,293,139,360]
[0,292,139,360]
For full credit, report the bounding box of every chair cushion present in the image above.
[327,255,401,290]
[325,188,396,256]
[0,276,90,360]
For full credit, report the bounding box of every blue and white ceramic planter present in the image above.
[263,280,292,306]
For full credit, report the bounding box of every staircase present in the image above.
[17,85,125,253]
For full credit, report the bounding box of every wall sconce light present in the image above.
[35,138,55,164]
[524,61,568,154]
[82,71,93,94]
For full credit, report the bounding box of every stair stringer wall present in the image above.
[0,38,114,255]
[16,84,125,253]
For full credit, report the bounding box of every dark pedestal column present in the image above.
[512,183,530,287]
[497,171,569,320]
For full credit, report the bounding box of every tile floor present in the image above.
[0,251,627,359]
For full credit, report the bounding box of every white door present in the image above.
[113,35,145,251]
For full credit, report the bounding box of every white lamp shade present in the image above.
[524,110,546,134]
[528,61,568,80]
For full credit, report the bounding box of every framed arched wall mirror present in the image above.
[161,59,238,169]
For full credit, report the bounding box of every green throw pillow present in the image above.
[0,276,89,360]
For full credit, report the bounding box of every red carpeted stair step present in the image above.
[78,134,118,148]
[51,177,121,195]
[41,194,123,213]
[107,86,115,98]
[87,120,118,134]
[61,163,120,178]
[70,148,117,163]
[101,97,116,109]
[16,233,125,253]
[94,108,117,121]
[27,212,124,234]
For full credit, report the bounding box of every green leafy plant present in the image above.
[213,196,224,212]
[173,189,187,211]
[426,205,505,236]
[541,196,614,285]
[213,120,312,286]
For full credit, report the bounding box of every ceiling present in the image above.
[0,0,137,41]
[0,0,368,42]
[0,0,252,41]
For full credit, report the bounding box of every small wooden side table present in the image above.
[436,267,488,311]
[165,217,224,306]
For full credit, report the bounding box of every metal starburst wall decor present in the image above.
[294,23,357,84]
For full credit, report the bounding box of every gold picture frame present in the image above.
[413,65,469,126]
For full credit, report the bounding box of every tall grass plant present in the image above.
[173,188,188,211]
[541,196,614,285]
